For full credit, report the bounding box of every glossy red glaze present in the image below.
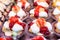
[40,26,50,35]
[9,17,18,23]
[33,2,38,6]
[6,37,13,40]
[32,36,44,40]
[0,38,6,40]
[46,0,50,4]
[34,6,47,18]
[12,6,18,11]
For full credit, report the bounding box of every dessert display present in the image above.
[26,18,52,37]
[2,16,26,40]
[30,6,49,19]
[0,0,60,40]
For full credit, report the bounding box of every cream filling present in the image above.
[53,7,60,15]
[12,23,23,32]
[45,22,52,32]
[30,9,35,15]
[30,23,40,34]
[3,21,9,29]
[17,2,30,9]
[56,22,60,30]
[39,11,48,17]
[8,11,16,18]
[37,2,49,8]
[30,9,48,17]
[17,9,26,19]
[5,31,12,36]
[56,2,60,6]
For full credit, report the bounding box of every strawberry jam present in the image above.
[0,38,6,40]
[9,17,19,30]
[33,2,38,6]
[6,37,13,40]
[32,36,44,40]
[40,26,50,35]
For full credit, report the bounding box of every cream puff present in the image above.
[8,5,26,19]
[2,16,26,37]
[17,0,30,10]
[30,6,48,19]
[28,18,52,36]
[33,0,49,8]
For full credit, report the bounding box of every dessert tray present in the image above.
[0,0,60,40]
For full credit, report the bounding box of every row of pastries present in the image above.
[0,0,60,40]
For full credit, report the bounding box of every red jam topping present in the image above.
[40,26,50,35]
[46,0,50,4]
[9,16,25,30]
[6,37,13,40]
[0,38,6,40]
[32,36,44,40]
[17,21,26,28]
[34,6,46,18]
[33,2,38,6]
[12,6,18,11]
[21,0,26,9]
[9,16,18,23]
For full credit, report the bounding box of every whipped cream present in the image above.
[56,2,60,6]
[39,11,48,17]
[17,2,30,9]
[3,21,9,29]
[12,23,23,32]
[56,22,60,30]
[17,9,26,19]
[53,7,60,15]
[8,11,16,18]
[30,23,40,34]
[45,22,52,32]
[30,9,48,17]
[37,2,49,8]
[30,9,35,15]
[5,31,12,36]
[9,8,26,19]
